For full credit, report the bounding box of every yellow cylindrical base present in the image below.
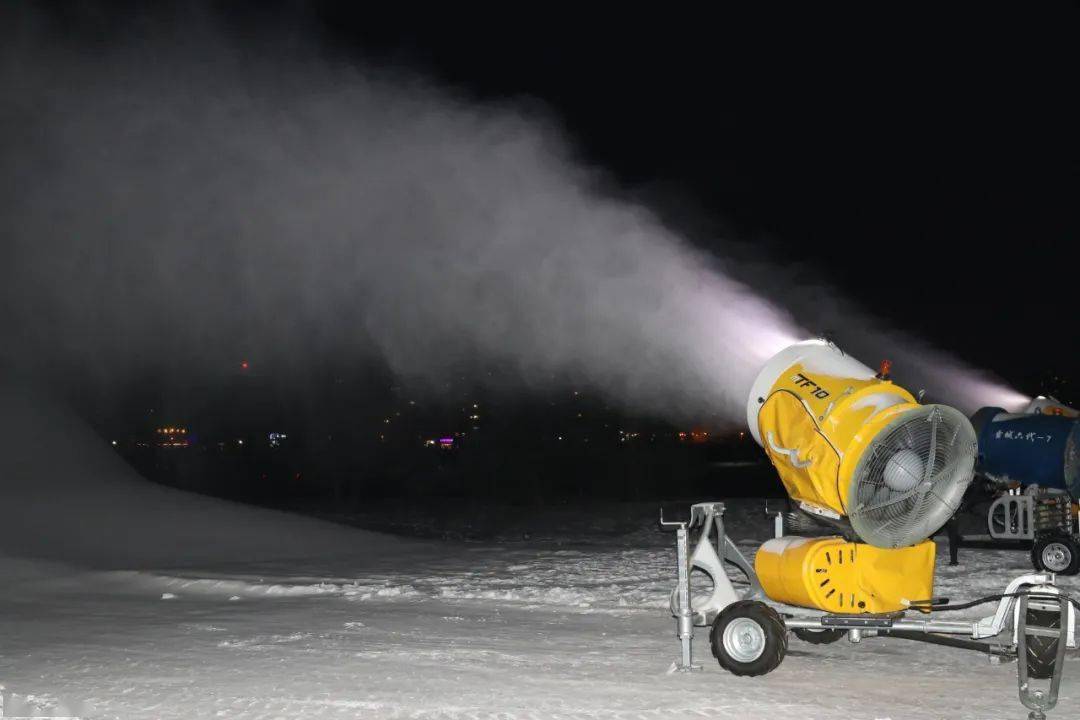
[755,536,935,614]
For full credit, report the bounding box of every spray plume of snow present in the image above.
[0,11,1024,423]
[0,19,801,423]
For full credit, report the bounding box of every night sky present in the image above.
[10,2,1079,405]
[305,4,1078,399]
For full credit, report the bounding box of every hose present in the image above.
[908,591,1080,613]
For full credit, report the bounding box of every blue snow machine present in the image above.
[968,397,1080,575]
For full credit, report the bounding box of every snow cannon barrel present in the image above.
[747,339,977,549]
[970,407,1080,497]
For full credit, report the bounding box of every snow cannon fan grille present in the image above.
[848,405,976,548]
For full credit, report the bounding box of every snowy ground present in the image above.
[2,384,1078,719]
[3,523,1078,719]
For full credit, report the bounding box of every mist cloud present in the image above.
[0,14,1023,427]
[0,22,805,423]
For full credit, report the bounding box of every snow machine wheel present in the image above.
[1031,534,1080,576]
[792,627,845,645]
[1024,604,1063,680]
[710,600,787,676]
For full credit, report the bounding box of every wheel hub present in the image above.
[723,617,766,662]
[1042,542,1071,572]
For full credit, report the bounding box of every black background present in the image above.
[33,2,1080,397]
[11,2,1079,509]
[307,4,1079,398]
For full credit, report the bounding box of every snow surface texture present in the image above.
[2,383,1078,718]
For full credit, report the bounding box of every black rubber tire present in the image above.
[1024,605,1063,680]
[709,600,787,676]
[1031,533,1080,576]
[793,627,845,645]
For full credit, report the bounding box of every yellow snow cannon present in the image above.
[747,339,977,613]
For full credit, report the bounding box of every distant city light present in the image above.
[111,440,117,446]
[154,426,190,448]
[268,432,287,447]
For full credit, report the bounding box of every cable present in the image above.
[907,590,1080,613]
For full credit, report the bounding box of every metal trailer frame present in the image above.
[990,491,1040,541]
[949,486,1080,575]
[662,501,1078,720]
[986,488,1077,542]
